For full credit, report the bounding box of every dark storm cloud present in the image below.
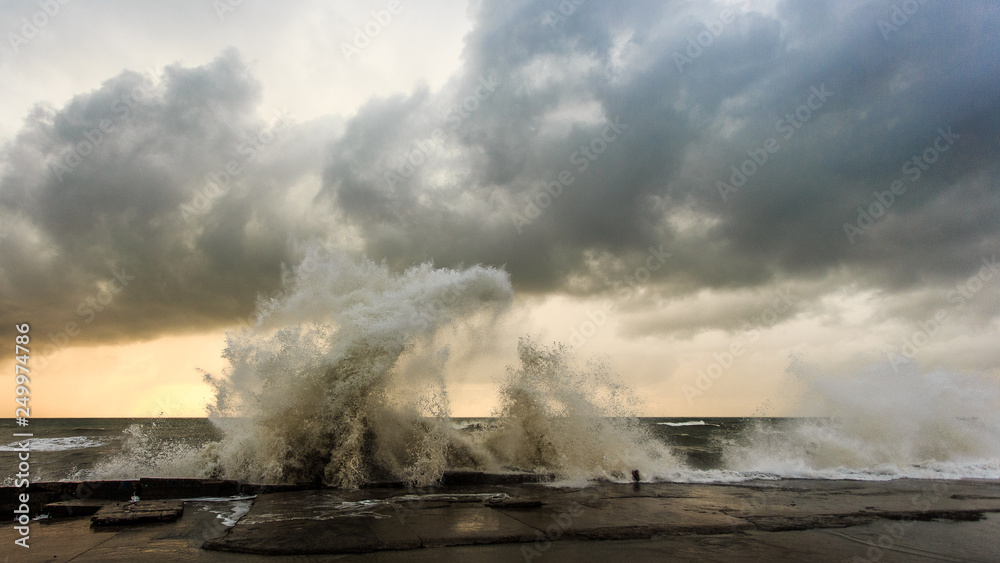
[321,0,1000,333]
[0,50,339,356]
[3,0,999,354]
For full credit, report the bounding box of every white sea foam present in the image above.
[658,420,707,427]
[0,436,104,452]
[83,423,204,480]
[721,362,1000,481]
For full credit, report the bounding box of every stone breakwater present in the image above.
[3,475,1000,561]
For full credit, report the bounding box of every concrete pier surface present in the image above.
[3,477,1000,562]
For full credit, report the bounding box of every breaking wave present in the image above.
[721,364,1000,480]
[85,423,203,480]
[83,246,1000,486]
[198,249,514,488]
[0,436,104,452]
[184,247,676,488]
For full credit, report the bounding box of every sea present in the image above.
[3,417,998,487]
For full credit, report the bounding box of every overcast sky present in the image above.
[2,0,998,417]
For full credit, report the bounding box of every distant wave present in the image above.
[0,436,104,452]
[658,421,707,427]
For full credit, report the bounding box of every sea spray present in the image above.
[83,248,1000,485]
[199,247,686,487]
[79,249,683,485]
[723,361,1000,479]
[203,248,514,487]
[484,338,681,483]
[86,422,206,480]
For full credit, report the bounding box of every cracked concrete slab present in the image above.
[91,500,184,526]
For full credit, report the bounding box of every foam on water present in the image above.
[0,436,104,452]
[85,422,203,480]
[191,499,254,527]
[721,362,1000,480]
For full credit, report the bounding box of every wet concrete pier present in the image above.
[3,476,1000,562]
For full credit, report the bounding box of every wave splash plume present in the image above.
[186,247,672,488]
[199,249,510,488]
[82,248,1000,486]
[724,364,1000,480]
[484,341,679,484]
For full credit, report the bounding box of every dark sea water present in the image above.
[0,418,221,484]
[3,417,997,485]
[0,417,742,484]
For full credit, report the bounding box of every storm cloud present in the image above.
[0,50,339,357]
[1,0,998,360]
[321,0,1000,332]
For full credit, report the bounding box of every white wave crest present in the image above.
[0,436,104,452]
